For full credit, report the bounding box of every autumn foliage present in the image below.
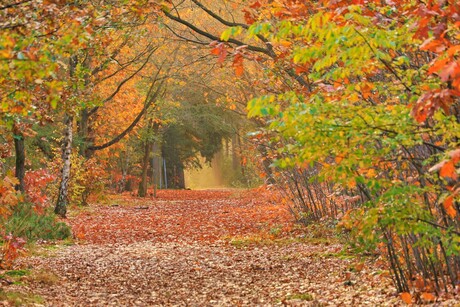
[212,0,459,299]
[1,0,459,303]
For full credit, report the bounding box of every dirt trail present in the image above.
[7,189,400,306]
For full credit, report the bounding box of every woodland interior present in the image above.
[0,0,460,306]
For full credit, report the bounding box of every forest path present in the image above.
[11,189,398,306]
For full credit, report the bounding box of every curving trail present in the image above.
[9,189,400,306]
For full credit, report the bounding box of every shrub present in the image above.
[2,203,71,242]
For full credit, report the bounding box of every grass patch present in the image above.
[320,249,355,260]
[227,234,315,248]
[29,269,60,285]
[26,239,74,259]
[1,268,59,288]
[226,221,345,249]
[286,292,314,301]
[4,269,31,278]
[0,289,44,306]
[0,269,31,285]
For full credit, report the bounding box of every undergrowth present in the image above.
[3,203,71,242]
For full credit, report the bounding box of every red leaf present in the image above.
[242,9,255,24]
[249,1,261,9]
[210,43,228,64]
[210,47,220,56]
[233,53,244,76]
[439,61,459,82]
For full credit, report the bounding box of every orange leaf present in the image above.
[440,160,457,180]
[210,47,220,56]
[428,57,450,75]
[335,155,344,164]
[420,38,446,53]
[447,45,460,56]
[443,196,456,218]
[235,64,244,76]
[233,53,244,76]
[400,292,412,304]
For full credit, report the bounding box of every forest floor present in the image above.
[2,189,408,306]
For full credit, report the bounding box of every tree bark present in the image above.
[231,134,240,171]
[118,151,129,193]
[152,142,161,198]
[78,108,93,158]
[13,126,25,192]
[177,166,185,189]
[258,144,276,185]
[138,141,150,197]
[55,115,73,218]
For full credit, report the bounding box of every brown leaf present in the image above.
[421,292,435,302]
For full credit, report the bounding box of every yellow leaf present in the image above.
[347,179,356,189]
[366,168,377,178]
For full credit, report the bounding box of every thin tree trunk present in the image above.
[258,144,275,184]
[55,115,73,218]
[78,108,92,158]
[138,141,150,197]
[177,166,185,189]
[152,142,160,198]
[232,134,239,170]
[13,126,25,192]
[118,152,126,193]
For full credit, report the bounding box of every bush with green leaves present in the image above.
[2,203,71,242]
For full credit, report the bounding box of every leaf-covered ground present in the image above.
[4,189,410,305]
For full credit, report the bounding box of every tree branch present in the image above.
[162,8,271,55]
[190,0,248,29]
[87,76,165,152]
[354,28,412,93]
[88,46,158,117]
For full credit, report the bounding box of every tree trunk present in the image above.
[152,142,161,198]
[118,151,128,193]
[55,115,73,218]
[78,108,92,158]
[13,126,25,192]
[138,141,150,197]
[258,144,275,185]
[231,134,240,170]
[177,166,185,189]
